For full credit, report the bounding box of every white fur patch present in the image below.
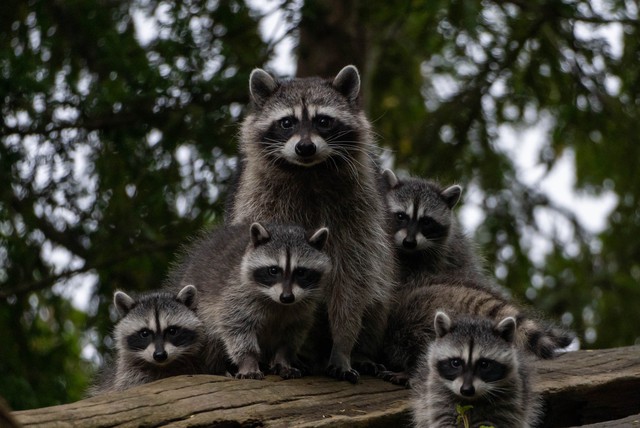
[257,282,311,305]
[394,229,408,248]
[414,233,430,250]
[313,105,343,118]
[254,107,296,130]
[280,133,330,166]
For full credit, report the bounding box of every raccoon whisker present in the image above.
[331,150,363,183]
[324,129,354,142]
[330,144,375,165]
[327,139,380,155]
[330,143,383,168]
[483,387,512,406]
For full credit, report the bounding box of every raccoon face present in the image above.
[262,108,355,167]
[246,66,364,168]
[431,312,517,400]
[436,355,510,400]
[390,202,451,252]
[242,223,330,305]
[114,286,203,366]
[383,171,461,252]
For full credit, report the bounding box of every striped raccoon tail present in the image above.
[519,318,576,359]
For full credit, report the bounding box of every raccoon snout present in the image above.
[295,141,316,157]
[279,292,295,304]
[402,236,417,249]
[153,349,168,362]
[460,384,475,397]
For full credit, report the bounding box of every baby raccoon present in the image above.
[88,285,205,395]
[382,282,574,386]
[411,312,542,428]
[169,222,331,380]
[382,169,488,287]
[227,65,396,382]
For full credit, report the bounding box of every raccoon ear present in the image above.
[113,291,135,316]
[308,227,329,251]
[249,68,278,108]
[496,317,517,343]
[176,284,198,308]
[434,311,452,338]
[382,169,399,189]
[250,222,271,247]
[332,65,360,103]
[441,185,462,209]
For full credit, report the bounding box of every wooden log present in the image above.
[12,346,640,427]
[576,414,640,427]
[538,346,640,427]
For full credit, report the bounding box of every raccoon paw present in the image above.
[235,371,265,380]
[290,358,313,376]
[270,364,303,380]
[352,360,386,376]
[378,370,410,387]
[326,365,360,384]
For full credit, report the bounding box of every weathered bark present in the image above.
[537,346,640,427]
[12,346,640,427]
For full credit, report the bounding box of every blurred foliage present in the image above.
[1,0,639,412]
[1,0,264,410]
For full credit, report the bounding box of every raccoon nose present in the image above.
[280,292,295,304]
[460,385,475,397]
[402,237,417,249]
[295,141,316,157]
[153,350,168,362]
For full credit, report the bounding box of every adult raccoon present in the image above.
[227,66,396,382]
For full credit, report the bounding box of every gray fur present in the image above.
[382,169,491,288]
[168,222,332,380]
[87,285,206,396]
[227,66,396,382]
[381,281,575,385]
[411,312,543,427]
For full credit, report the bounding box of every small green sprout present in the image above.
[455,403,495,428]
[456,404,473,428]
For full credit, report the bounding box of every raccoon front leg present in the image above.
[268,321,310,379]
[352,299,390,376]
[269,345,302,379]
[325,289,364,384]
[217,323,264,380]
[235,353,263,380]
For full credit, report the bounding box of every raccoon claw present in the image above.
[378,370,410,386]
[235,371,265,380]
[291,359,312,376]
[270,364,303,380]
[352,361,386,376]
[326,365,360,384]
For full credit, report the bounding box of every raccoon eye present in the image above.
[478,359,491,370]
[279,117,296,129]
[395,212,409,223]
[450,358,463,368]
[167,327,179,336]
[268,266,280,276]
[419,217,434,226]
[315,115,335,131]
[293,267,322,288]
[139,329,152,338]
